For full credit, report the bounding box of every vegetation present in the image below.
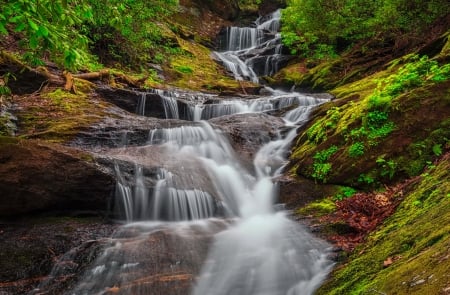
[281,0,450,58]
[0,0,180,71]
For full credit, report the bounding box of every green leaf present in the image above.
[38,25,49,37]
[14,22,26,32]
[29,35,38,49]
[28,19,39,31]
[0,22,8,35]
[9,15,22,23]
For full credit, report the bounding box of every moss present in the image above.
[317,155,450,295]
[15,86,109,142]
[290,56,450,188]
[168,37,251,93]
[297,197,336,217]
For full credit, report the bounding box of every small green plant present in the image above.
[334,186,357,201]
[376,156,397,179]
[432,144,442,156]
[368,55,450,110]
[358,173,375,185]
[307,107,341,144]
[312,145,338,182]
[348,142,365,157]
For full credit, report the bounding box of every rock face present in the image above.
[194,0,240,21]
[0,217,116,294]
[29,220,229,295]
[210,112,285,167]
[0,139,115,217]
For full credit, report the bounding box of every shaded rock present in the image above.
[33,220,230,295]
[70,108,194,151]
[210,112,284,167]
[0,139,114,217]
[259,0,287,16]
[0,217,116,294]
[0,63,47,95]
[277,175,339,210]
[196,0,240,21]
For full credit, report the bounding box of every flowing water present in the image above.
[34,9,333,295]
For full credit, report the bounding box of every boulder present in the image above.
[0,139,115,217]
[210,112,285,168]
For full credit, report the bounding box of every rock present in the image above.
[0,217,116,294]
[196,0,240,21]
[0,139,115,217]
[277,175,340,209]
[259,0,287,16]
[210,112,284,167]
[32,220,229,294]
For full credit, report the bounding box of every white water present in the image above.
[36,9,333,295]
[213,9,288,83]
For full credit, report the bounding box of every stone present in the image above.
[0,139,115,217]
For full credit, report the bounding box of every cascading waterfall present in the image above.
[213,9,290,83]
[35,9,334,295]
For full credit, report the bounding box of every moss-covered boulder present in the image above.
[289,58,450,189]
[316,152,450,295]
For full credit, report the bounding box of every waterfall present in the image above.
[35,9,334,295]
[214,9,291,83]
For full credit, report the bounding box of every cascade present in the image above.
[213,9,291,83]
[34,9,334,295]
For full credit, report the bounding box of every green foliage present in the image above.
[312,145,338,182]
[307,106,340,144]
[369,55,450,109]
[376,156,397,179]
[333,186,357,201]
[86,0,179,68]
[347,110,395,146]
[281,0,450,58]
[348,142,365,157]
[432,144,442,156]
[358,173,375,185]
[0,0,94,70]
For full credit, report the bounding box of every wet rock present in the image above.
[210,112,284,166]
[33,220,229,295]
[0,139,115,217]
[0,217,116,294]
[277,175,340,209]
[71,108,193,150]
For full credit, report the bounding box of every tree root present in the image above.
[1,50,146,94]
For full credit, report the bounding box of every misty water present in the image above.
[33,9,333,295]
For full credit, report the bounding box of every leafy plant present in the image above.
[175,65,193,74]
[432,144,442,156]
[307,107,340,144]
[312,145,339,182]
[368,55,450,110]
[348,142,365,157]
[358,173,375,185]
[376,156,397,179]
[334,186,357,201]
[0,0,94,70]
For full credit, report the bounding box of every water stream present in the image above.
[34,9,333,295]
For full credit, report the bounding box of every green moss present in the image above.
[317,156,450,295]
[16,86,109,142]
[297,198,336,217]
[168,38,250,92]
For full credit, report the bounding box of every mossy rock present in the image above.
[167,37,258,94]
[14,85,110,142]
[290,69,450,189]
[316,153,450,295]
